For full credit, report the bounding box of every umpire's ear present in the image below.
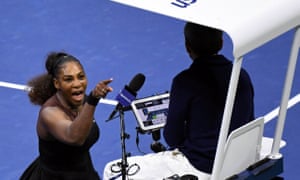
[185,39,196,60]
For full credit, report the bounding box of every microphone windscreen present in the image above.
[128,73,146,92]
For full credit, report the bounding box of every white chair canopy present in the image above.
[110,0,300,58]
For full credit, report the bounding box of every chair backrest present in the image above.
[218,117,264,179]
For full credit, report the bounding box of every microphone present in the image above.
[107,73,146,121]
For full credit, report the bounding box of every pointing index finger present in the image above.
[103,78,113,85]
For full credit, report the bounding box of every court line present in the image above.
[1,80,299,118]
[0,81,118,106]
[264,93,300,123]
[0,81,31,91]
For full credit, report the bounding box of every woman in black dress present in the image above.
[21,51,113,180]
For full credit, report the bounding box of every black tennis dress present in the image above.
[20,95,101,180]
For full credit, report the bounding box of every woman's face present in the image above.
[54,61,87,107]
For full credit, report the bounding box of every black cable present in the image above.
[135,127,147,155]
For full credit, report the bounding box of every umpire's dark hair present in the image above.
[184,22,223,57]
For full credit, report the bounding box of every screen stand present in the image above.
[150,129,167,153]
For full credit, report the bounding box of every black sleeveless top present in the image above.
[20,95,101,180]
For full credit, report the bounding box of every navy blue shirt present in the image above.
[163,55,254,173]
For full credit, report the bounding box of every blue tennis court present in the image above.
[0,0,299,179]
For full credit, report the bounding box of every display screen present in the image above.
[131,93,169,131]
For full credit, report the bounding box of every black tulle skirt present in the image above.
[20,157,101,180]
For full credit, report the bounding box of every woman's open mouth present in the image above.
[72,90,84,102]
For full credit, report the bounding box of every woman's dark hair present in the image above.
[184,22,223,57]
[27,52,82,105]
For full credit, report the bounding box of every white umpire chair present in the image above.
[218,117,265,179]
[217,116,286,180]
